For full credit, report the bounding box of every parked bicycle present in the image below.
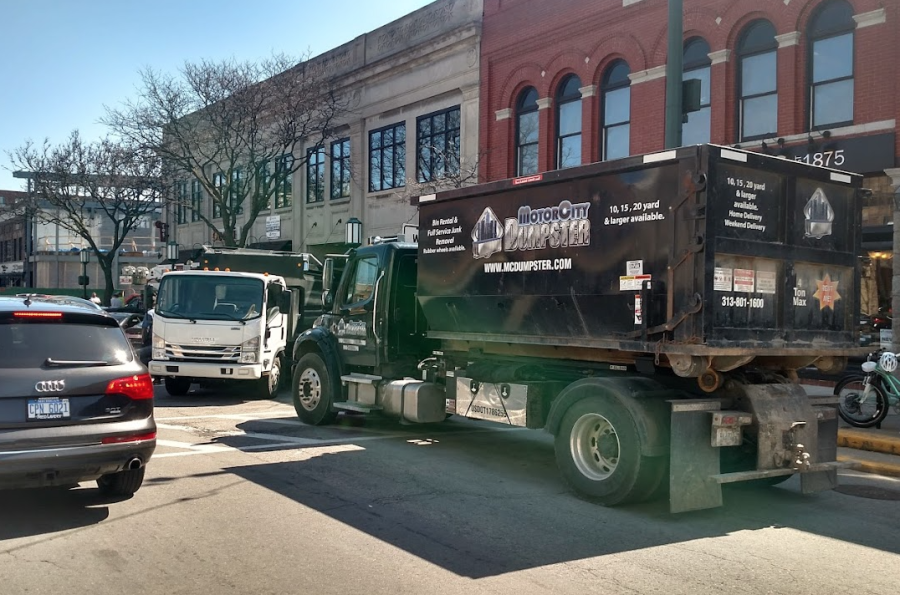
[834,349,900,428]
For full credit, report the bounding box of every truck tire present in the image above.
[164,376,191,396]
[293,352,339,425]
[252,357,281,400]
[554,395,665,506]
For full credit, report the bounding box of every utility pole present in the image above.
[664,0,684,149]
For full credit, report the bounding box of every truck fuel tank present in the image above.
[382,379,446,423]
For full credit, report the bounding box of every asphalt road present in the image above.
[1,385,899,595]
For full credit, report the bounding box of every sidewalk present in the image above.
[803,383,900,478]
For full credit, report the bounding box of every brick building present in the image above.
[479,0,899,315]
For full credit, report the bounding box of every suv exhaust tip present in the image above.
[126,457,143,470]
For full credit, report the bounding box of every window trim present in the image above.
[330,138,351,200]
[306,146,326,204]
[736,20,778,142]
[368,121,407,193]
[416,106,462,183]
[555,76,582,169]
[600,60,631,161]
[682,37,712,145]
[807,1,856,131]
[515,87,540,176]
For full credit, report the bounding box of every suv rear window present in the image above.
[0,323,133,368]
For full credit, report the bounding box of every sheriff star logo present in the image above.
[813,274,841,311]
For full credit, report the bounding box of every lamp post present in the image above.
[345,217,362,247]
[79,248,90,299]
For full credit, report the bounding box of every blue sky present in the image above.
[0,0,434,190]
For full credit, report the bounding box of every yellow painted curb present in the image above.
[837,455,900,478]
[837,429,900,456]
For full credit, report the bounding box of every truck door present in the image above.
[388,254,422,359]
[333,254,380,368]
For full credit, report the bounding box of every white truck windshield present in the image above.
[156,275,264,321]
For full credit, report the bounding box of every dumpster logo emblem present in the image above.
[471,207,504,259]
[813,273,841,311]
[803,188,834,239]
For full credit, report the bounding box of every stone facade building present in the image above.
[172,0,483,259]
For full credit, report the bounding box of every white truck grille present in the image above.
[166,344,241,363]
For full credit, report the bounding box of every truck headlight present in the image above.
[240,336,260,364]
[152,334,166,360]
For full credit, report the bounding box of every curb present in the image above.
[837,429,900,456]
[837,455,900,478]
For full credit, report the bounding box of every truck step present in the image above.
[341,373,383,385]
[332,401,383,414]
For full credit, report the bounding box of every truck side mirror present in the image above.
[280,289,292,312]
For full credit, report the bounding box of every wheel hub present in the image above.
[298,368,321,411]
[570,413,620,481]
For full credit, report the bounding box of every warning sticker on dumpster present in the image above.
[714,268,733,292]
[620,274,651,291]
[733,269,755,292]
[756,270,777,294]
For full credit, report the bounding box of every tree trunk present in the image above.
[99,255,116,306]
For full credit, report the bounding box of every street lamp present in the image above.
[166,241,179,266]
[79,249,90,299]
[345,217,362,246]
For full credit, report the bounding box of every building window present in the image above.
[601,61,631,160]
[306,146,326,204]
[417,106,461,182]
[737,20,778,141]
[175,181,187,224]
[556,76,582,169]
[230,168,243,212]
[369,122,406,192]
[516,87,539,176]
[682,37,712,145]
[275,155,293,209]
[213,172,224,218]
[331,138,351,200]
[190,180,202,222]
[809,0,855,129]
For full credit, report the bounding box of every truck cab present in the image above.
[291,240,438,424]
[149,270,293,399]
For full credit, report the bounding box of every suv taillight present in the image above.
[106,373,154,400]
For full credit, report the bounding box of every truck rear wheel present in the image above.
[293,353,339,425]
[555,396,664,506]
[164,376,191,397]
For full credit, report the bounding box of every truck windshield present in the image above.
[156,275,264,321]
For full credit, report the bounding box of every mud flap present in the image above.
[669,400,724,513]
[802,398,840,494]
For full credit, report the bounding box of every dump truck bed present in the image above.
[415,144,863,360]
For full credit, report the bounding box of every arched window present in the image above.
[516,87,539,175]
[601,61,631,160]
[808,0,855,129]
[737,20,778,141]
[682,37,711,145]
[556,75,582,169]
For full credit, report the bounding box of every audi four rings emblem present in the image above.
[35,380,65,393]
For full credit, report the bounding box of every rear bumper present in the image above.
[149,360,262,380]
[0,438,156,490]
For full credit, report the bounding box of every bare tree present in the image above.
[404,144,486,197]
[9,131,163,303]
[103,54,346,247]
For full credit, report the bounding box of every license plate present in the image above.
[27,398,71,421]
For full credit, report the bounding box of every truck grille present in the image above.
[165,344,241,363]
